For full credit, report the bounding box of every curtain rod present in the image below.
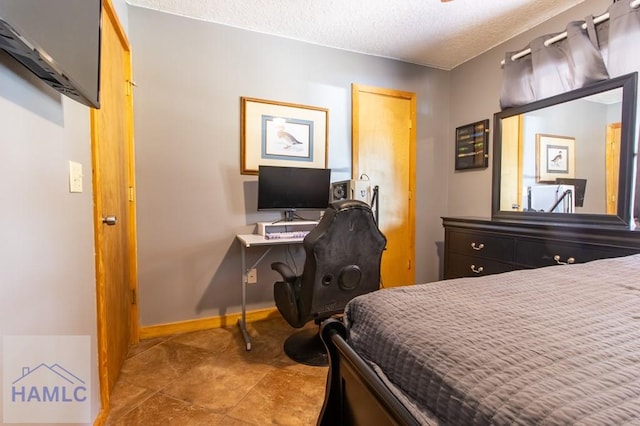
[500,0,640,66]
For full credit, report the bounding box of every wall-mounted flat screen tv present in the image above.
[0,0,102,108]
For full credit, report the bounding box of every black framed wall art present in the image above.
[455,119,489,170]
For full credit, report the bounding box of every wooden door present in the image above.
[90,0,138,411]
[605,122,621,214]
[352,84,416,287]
[499,115,524,211]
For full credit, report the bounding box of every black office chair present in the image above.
[271,199,386,366]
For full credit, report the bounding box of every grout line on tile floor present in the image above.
[107,318,327,425]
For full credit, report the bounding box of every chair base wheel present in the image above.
[283,327,328,367]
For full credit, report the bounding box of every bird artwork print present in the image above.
[265,117,310,159]
[277,127,303,148]
[551,150,563,166]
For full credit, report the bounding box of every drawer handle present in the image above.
[471,242,485,251]
[553,255,576,265]
[470,264,484,274]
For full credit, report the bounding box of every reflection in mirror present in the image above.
[501,88,622,214]
[492,73,637,227]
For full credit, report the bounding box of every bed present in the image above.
[318,253,640,425]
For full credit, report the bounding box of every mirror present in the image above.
[492,72,638,227]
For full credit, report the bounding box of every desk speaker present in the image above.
[331,180,371,204]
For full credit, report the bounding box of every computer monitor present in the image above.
[556,178,587,207]
[258,165,331,220]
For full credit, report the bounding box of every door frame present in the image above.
[90,0,138,417]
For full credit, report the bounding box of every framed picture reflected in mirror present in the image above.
[535,133,575,183]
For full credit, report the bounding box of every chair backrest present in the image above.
[298,199,386,322]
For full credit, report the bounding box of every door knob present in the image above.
[102,215,118,226]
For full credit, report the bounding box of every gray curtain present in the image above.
[499,49,535,109]
[607,0,640,77]
[500,0,639,109]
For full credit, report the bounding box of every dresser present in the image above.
[442,217,640,279]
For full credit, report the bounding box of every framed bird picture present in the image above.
[536,133,575,183]
[240,97,328,175]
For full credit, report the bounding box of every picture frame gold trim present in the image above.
[240,97,328,175]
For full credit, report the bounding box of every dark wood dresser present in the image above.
[442,217,640,279]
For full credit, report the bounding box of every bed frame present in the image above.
[317,319,422,426]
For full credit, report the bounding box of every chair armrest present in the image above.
[271,262,297,283]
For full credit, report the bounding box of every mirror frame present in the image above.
[492,72,638,227]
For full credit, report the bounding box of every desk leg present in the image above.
[238,244,252,351]
[237,318,251,351]
[236,242,275,351]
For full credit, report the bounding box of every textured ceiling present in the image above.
[126,0,586,70]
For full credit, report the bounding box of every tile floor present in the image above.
[105,314,328,425]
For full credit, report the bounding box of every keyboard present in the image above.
[264,230,310,240]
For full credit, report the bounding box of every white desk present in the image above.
[236,233,305,350]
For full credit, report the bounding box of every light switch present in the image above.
[69,161,83,193]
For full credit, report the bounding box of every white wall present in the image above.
[0,1,129,422]
[448,0,615,217]
[128,6,451,326]
[129,0,639,328]
[522,99,611,214]
[0,53,100,422]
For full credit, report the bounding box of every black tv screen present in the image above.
[0,0,102,108]
[556,178,587,207]
[258,166,331,213]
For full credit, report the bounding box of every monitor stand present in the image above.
[271,210,321,224]
[272,210,304,223]
[283,210,296,222]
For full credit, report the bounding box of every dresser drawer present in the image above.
[442,217,640,281]
[515,239,638,268]
[445,252,514,279]
[447,230,515,261]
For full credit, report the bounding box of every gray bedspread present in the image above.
[345,254,640,425]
